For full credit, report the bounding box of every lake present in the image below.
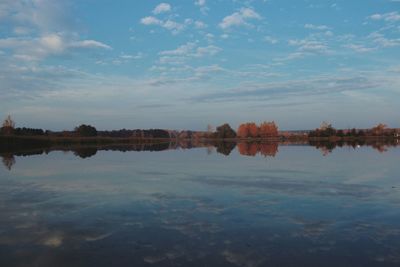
[1,143,400,266]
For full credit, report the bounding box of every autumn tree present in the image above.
[237,124,248,138]
[1,115,15,135]
[371,123,387,136]
[237,122,259,138]
[259,121,278,138]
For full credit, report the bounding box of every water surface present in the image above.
[1,144,400,266]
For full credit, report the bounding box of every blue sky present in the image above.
[0,0,399,131]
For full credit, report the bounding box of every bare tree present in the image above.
[1,115,15,135]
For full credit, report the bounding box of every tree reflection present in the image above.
[1,154,15,170]
[73,147,98,158]
[309,139,398,155]
[215,142,236,156]
[0,138,398,169]
[237,142,278,157]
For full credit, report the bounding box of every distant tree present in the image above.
[259,121,278,138]
[308,122,336,138]
[248,123,259,138]
[237,124,249,138]
[14,127,45,136]
[320,121,332,131]
[216,123,236,139]
[237,122,259,138]
[1,115,15,135]
[371,123,387,136]
[75,124,97,137]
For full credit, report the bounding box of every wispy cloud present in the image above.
[195,0,209,14]
[288,39,330,54]
[263,36,278,44]
[0,34,111,61]
[219,8,262,30]
[157,42,222,65]
[304,24,331,30]
[344,44,376,53]
[140,13,197,35]
[191,74,381,103]
[153,3,172,15]
[0,1,111,62]
[369,12,400,22]
[368,32,400,47]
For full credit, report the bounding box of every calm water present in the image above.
[1,144,400,266]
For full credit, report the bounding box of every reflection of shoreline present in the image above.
[0,139,398,170]
[309,139,399,156]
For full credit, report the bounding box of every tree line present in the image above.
[308,122,398,138]
[205,121,279,139]
[1,115,398,140]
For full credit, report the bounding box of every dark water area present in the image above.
[0,141,400,266]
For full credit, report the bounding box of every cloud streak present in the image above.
[219,8,262,30]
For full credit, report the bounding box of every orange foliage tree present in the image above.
[259,121,278,138]
[237,122,259,138]
[371,123,387,136]
[238,121,278,138]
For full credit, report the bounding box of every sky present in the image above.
[0,0,399,131]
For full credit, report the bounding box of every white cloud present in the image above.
[194,0,208,14]
[221,34,229,39]
[264,36,278,44]
[344,44,376,53]
[195,20,208,29]
[195,0,206,6]
[194,45,222,57]
[159,42,197,56]
[0,0,70,33]
[369,12,400,22]
[0,34,112,61]
[288,39,329,53]
[120,53,143,60]
[219,8,262,30]
[158,42,222,64]
[140,16,162,26]
[0,0,111,62]
[140,16,191,34]
[304,24,330,30]
[368,32,400,47]
[153,3,172,15]
[13,26,31,35]
[163,20,185,33]
[71,40,112,50]
[204,33,214,42]
[40,34,65,53]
